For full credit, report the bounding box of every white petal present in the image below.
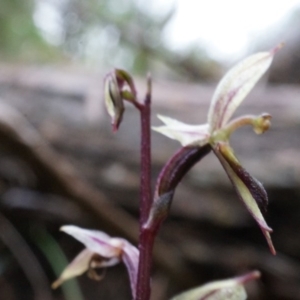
[52,249,121,289]
[153,115,209,146]
[119,239,140,299]
[52,249,93,289]
[61,226,121,258]
[156,115,194,127]
[208,46,281,131]
[171,271,260,300]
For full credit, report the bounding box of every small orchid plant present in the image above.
[53,45,282,300]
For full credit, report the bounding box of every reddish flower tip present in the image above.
[271,42,284,54]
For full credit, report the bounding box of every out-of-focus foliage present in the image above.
[267,9,300,84]
[0,0,220,80]
[56,0,219,79]
[0,0,60,62]
[253,8,300,84]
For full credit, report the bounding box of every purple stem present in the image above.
[136,78,153,300]
[139,95,152,225]
[136,228,155,300]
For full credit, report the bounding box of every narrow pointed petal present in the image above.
[120,239,140,299]
[208,46,281,131]
[52,249,93,289]
[218,142,268,212]
[155,145,212,197]
[145,145,211,233]
[153,115,209,146]
[213,147,275,255]
[61,226,122,258]
[170,271,260,300]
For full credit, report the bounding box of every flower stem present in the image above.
[139,78,152,226]
[136,228,155,300]
[136,75,153,300]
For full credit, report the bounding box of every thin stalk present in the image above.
[139,84,152,225]
[136,75,153,300]
[136,228,155,300]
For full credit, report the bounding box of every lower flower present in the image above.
[52,225,139,299]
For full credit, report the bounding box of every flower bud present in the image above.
[104,72,125,132]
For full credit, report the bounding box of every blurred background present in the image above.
[1,0,300,299]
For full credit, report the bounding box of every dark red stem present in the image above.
[136,77,153,300]
[136,228,155,300]
[139,94,152,226]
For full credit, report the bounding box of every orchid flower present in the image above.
[153,46,283,255]
[170,271,260,300]
[52,226,139,298]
